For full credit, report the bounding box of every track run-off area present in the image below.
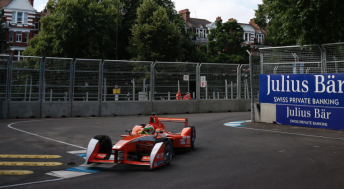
[1,112,344,188]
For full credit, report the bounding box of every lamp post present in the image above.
[116,4,127,60]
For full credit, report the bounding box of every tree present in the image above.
[128,0,181,61]
[254,0,344,45]
[0,9,8,53]
[207,20,250,63]
[23,0,123,59]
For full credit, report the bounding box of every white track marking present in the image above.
[0,178,64,188]
[67,150,87,154]
[237,127,344,141]
[46,171,91,179]
[7,120,86,149]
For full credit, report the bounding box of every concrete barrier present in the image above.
[199,99,249,113]
[153,100,198,114]
[101,101,152,116]
[8,102,40,118]
[254,103,261,122]
[72,102,100,117]
[260,103,276,123]
[1,100,255,118]
[41,102,71,118]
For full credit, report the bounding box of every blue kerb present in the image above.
[224,120,250,127]
[76,154,87,157]
[66,167,107,173]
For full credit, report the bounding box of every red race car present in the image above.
[85,113,196,169]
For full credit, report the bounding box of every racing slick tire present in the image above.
[186,126,196,149]
[155,138,173,165]
[93,135,112,160]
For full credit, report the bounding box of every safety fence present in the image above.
[260,42,344,75]
[0,55,256,102]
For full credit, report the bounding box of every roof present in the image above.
[188,18,211,28]
[239,23,267,35]
[0,0,13,8]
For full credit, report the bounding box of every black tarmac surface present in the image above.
[1,112,344,188]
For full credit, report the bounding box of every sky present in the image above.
[33,0,263,24]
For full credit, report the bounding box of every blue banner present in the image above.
[276,104,344,130]
[260,74,344,107]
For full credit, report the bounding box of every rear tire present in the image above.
[186,126,196,149]
[93,135,112,159]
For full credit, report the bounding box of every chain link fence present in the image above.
[260,45,322,74]
[199,63,239,99]
[322,43,344,73]
[73,59,102,101]
[43,57,73,102]
[102,60,153,101]
[0,55,9,101]
[154,62,198,100]
[10,56,42,101]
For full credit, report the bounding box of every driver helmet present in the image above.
[143,124,155,134]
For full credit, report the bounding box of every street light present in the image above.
[116,4,127,60]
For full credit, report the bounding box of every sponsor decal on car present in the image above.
[156,153,164,160]
[155,160,164,166]
[96,153,107,158]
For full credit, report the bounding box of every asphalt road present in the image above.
[1,112,344,189]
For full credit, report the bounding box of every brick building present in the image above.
[179,9,267,48]
[1,0,43,56]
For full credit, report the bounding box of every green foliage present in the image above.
[23,0,123,59]
[0,9,8,53]
[207,20,249,63]
[254,0,344,45]
[128,0,181,61]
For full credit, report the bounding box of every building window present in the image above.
[16,31,22,42]
[35,20,39,30]
[23,33,28,43]
[244,33,248,41]
[12,11,16,22]
[9,31,13,42]
[24,13,28,23]
[17,12,23,23]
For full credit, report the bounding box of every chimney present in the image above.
[179,9,190,23]
[249,18,260,29]
[228,18,234,22]
[216,16,222,22]
[28,0,34,6]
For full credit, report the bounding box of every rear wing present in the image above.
[158,117,188,126]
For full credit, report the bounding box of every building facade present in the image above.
[1,0,42,56]
[179,9,267,48]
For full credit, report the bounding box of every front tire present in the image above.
[163,140,173,165]
[155,138,173,165]
[93,135,112,159]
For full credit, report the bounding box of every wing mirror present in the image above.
[125,129,132,135]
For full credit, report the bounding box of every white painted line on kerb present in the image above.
[0,178,64,188]
[7,120,86,149]
[237,127,344,141]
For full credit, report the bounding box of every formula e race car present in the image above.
[85,113,196,169]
